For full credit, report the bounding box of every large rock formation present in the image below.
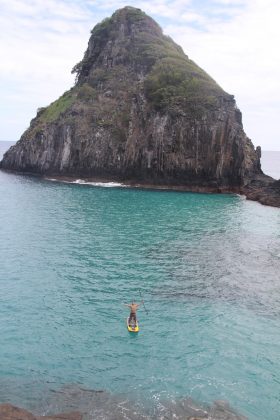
[1,6,278,205]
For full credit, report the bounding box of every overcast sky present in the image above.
[0,0,279,150]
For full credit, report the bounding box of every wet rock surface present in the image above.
[1,6,275,205]
[243,176,280,207]
[0,403,82,420]
[0,385,247,420]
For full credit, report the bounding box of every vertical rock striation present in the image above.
[1,6,275,204]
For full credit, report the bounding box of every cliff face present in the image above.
[1,6,262,188]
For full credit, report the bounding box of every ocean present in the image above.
[0,141,280,419]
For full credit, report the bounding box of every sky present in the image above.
[0,0,279,150]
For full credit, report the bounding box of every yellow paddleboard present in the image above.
[127,317,139,333]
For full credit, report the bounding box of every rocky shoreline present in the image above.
[2,168,279,208]
[242,176,280,207]
[0,394,248,420]
[0,404,82,420]
[45,174,280,208]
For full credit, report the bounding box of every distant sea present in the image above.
[0,140,280,420]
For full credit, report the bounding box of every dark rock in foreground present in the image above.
[0,403,82,420]
[243,176,280,207]
[0,6,279,207]
[0,384,248,419]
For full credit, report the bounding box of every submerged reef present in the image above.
[0,385,248,419]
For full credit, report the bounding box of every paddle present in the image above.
[139,289,149,315]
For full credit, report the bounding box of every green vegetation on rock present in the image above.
[71,5,225,116]
[38,90,75,123]
[91,17,113,37]
[77,83,97,102]
[88,68,110,88]
[144,56,223,112]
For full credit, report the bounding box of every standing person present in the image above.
[124,301,142,325]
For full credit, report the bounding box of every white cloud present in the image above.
[0,0,279,150]
[214,0,244,4]
[181,11,206,24]
[165,0,280,150]
[0,0,96,140]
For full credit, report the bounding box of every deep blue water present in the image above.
[0,141,280,419]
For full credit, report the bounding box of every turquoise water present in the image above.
[0,142,280,419]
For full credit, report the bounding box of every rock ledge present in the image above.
[0,403,82,420]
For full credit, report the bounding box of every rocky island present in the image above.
[1,6,279,207]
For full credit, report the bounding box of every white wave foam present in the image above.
[236,194,246,200]
[46,178,127,188]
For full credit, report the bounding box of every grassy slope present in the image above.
[34,7,229,130]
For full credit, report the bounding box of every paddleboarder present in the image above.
[124,301,142,325]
